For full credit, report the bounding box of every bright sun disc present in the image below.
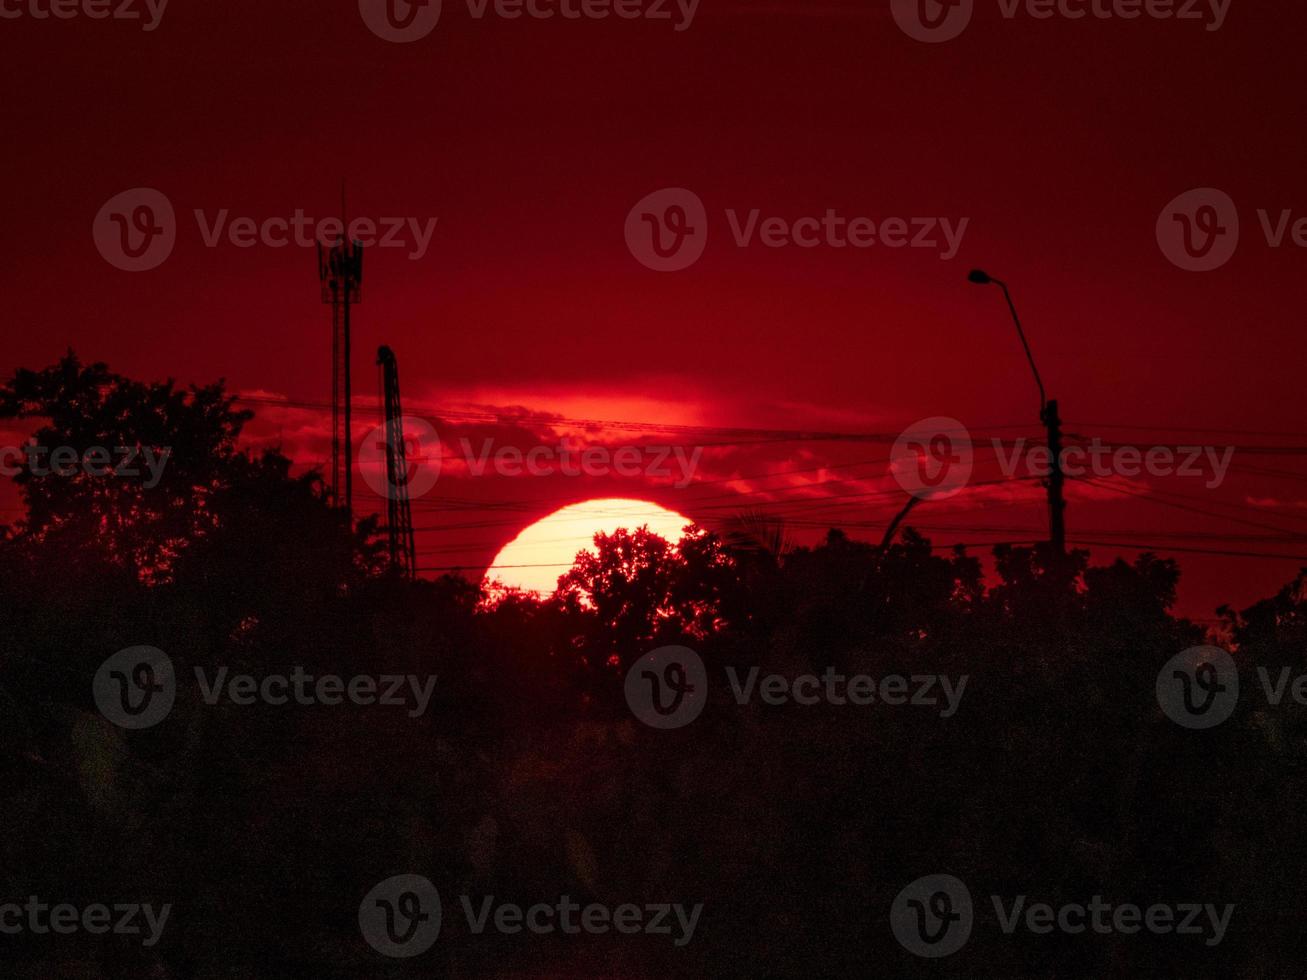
[485,498,692,595]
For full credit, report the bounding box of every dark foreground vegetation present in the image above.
[2,356,1305,977]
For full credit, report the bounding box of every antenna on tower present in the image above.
[318,185,363,516]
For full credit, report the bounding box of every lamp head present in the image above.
[967,269,993,285]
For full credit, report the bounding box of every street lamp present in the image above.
[967,269,1046,414]
[968,269,1066,557]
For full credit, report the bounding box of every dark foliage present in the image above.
[0,357,1299,978]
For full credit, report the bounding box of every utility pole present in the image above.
[1043,398,1066,557]
[969,270,1066,558]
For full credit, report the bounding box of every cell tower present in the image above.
[377,345,418,579]
[318,232,363,514]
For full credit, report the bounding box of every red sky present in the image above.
[3,0,1306,620]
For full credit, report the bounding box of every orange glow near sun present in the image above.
[485,498,692,595]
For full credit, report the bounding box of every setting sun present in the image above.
[486,498,692,595]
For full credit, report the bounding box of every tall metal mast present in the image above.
[377,345,417,579]
[318,231,363,514]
